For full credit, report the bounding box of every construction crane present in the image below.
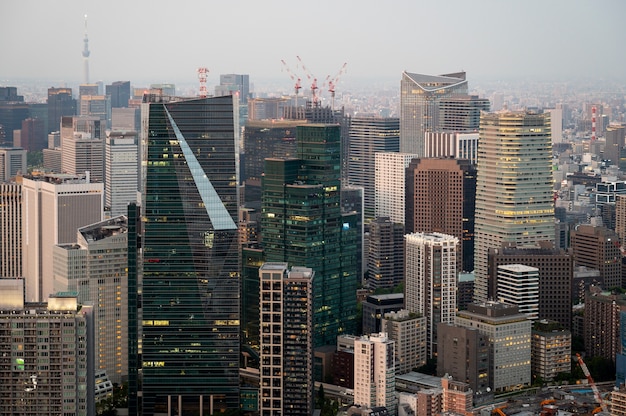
[325,62,347,110]
[576,353,608,413]
[280,59,302,107]
[492,405,507,416]
[296,55,319,106]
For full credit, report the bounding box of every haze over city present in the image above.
[2,0,626,88]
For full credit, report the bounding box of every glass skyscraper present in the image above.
[130,93,240,415]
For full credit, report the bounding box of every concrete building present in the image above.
[474,111,555,303]
[441,376,473,415]
[21,173,103,302]
[259,263,314,416]
[79,95,111,127]
[105,81,131,108]
[0,146,26,182]
[47,87,76,133]
[354,333,397,415]
[405,232,458,358]
[105,130,138,217]
[455,302,532,392]
[61,132,103,182]
[496,264,539,320]
[15,118,45,151]
[531,320,571,382]
[215,73,250,103]
[424,131,479,164]
[367,217,405,290]
[375,152,418,225]
[362,293,404,335]
[584,288,626,362]
[0,182,21,279]
[571,224,621,289]
[382,309,427,375]
[604,125,625,167]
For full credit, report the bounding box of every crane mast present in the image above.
[576,353,608,413]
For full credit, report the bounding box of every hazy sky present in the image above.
[1,0,625,88]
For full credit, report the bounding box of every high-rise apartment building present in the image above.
[455,302,531,392]
[405,232,458,358]
[347,117,400,221]
[473,111,554,303]
[570,224,622,289]
[261,124,358,347]
[259,263,314,416]
[381,309,427,375]
[0,147,26,182]
[400,71,468,156]
[22,174,103,302]
[129,94,240,415]
[354,333,397,415]
[406,157,476,271]
[105,130,138,217]
[531,320,571,382]
[375,152,418,225]
[0,182,21,279]
[367,217,405,290]
[53,216,128,384]
[584,288,626,362]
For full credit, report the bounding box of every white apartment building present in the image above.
[354,333,397,415]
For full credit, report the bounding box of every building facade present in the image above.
[367,217,405,290]
[583,288,626,362]
[375,152,418,225]
[570,224,622,289]
[496,264,539,320]
[0,182,21,279]
[381,309,427,375]
[531,320,571,382]
[105,130,138,217]
[354,333,397,415]
[0,147,26,182]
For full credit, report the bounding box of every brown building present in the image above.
[437,322,490,394]
[571,224,622,289]
[16,117,45,151]
[488,243,573,329]
[405,157,476,272]
[584,287,626,362]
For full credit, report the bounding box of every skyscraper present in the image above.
[261,124,358,347]
[473,111,554,303]
[354,333,397,414]
[105,130,138,217]
[347,117,400,221]
[570,224,621,289]
[0,147,26,182]
[0,182,21,279]
[400,71,468,156]
[106,81,131,108]
[216,74,250,104]
[375,152,418,225]
[130,93,240,415]
[367,216,405,290]
[47,87,76,133]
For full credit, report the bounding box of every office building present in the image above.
[52,216,129,384]
[375,152,418,225]
[347,117,400,221]
[215,74,250,104]
[362,293,404,335]
[261,124,358,347]
[441,377,473,415]
[488,244,573,329]
[342,185,365,282]
[406,157,476,271]
[455,303,531,392]
[496,264,539,320]
[405,232,458,358]
[367,216,405,290]
[79,94,111,127]
[129,94,240,415]
[545,108,563,143]
[61,132,104,182]
[400,71,468,156]
[473,111,554,303]
[0,100,29,146]
[105,130,138,217]
[79,84,99,97]
[241,245,264,356]
[47,87,76,133]
[0,183,21,279]
[259,263,314,416]
[0,283,95,416]
[381,309,427,375]
[438,95,490,132]
[354,333,397,415]
[531,320,571,382]
[16,117,45,151]
[617,194,626,245]
[570,224,621,289]
[0,147,26,182]
[605,125,625,167]
[584,287,626,362]
[43,148,62,173]
[22,174,103,302]
[60,115,106,146]
[437,323,490,394]
[106,81,131,108]
[424,131,479,164]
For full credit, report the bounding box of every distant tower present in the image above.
[82,15,90,84]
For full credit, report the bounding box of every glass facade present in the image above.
[135,95,240,415]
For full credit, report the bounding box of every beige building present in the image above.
[531,320,571,381]
[0,182,21,279]
[382,309,427,375]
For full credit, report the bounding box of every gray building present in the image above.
[362,293,404,335]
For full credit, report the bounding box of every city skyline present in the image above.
[2,1,626,89]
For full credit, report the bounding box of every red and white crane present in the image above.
[280,59,302,107]
[325,62,347,110]
[576,353,608,413]
[296,55,320,105]
[197,67,209,98]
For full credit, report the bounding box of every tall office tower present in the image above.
[79,84,99,98]
[21,174,103,302]
[606,125,626,166]
[52,216,128,384]
[354,333,397,415]
[111,107,139,131]
[531,320,571,382]
[259,263,314,416]
[0,183,21,278]
[0,87,23,102]
[496,264,539,320]
[473,111,554,303]
[437,322,490,394]
[242,119,301,205]
[381,309,427,375]
[545,108,563,143]
[61,115,106,145]
[362,293,404,335]
[261,124,358,347]
[367,217,405,290]
[0,147,27,182]
[61,132,104,182]
[79,95,111,127]
[105,131,138,217]
[241,245,264,358]
[130,94,240,415]
[216,74,250,104]
[438,95,490,132]
[406,157,476,271]
[0,284,95,416]
[17,117,45,151]
[400,71,468,156]
[347,117,400,221]
[405,232,458,358]
[584,288,626,362]
[106,81,131,108]
[375,152,418,225]
[341,185,364,282]
[47,87,76,133]
[570,224,621,289]
[424,132,479,164]
[488,245,572,328]
[455,302,532,392]
[0,90,29,146]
